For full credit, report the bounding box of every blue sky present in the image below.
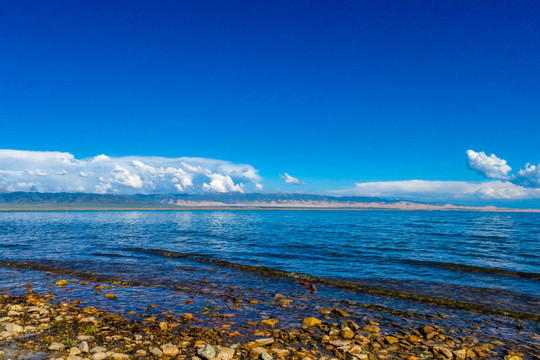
[1,1,539,206]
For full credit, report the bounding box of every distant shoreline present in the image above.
[0,206,539,212]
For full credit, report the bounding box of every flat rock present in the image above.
[255,338,274,346]
[90,346,108,354]
[161,343,179,356]
[150,348,163,357]
[4,323,24,333]
[214,347,235,360]
[362,325,380,333]
[49,342,65,351]
[198,344,216,360]
[328,340,350,347]
[302,317,321,327]
[92,354,107,360]
[69,347,82,356]
[108,353,129,360]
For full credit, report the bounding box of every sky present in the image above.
[1,1,539,207]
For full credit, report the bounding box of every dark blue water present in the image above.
[0,210,539,350]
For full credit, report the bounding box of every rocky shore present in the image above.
[1,279,537,360]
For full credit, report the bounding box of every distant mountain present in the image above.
[0,191,535,212]
[0,191,388,207]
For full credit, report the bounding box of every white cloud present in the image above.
[0,149,262,194]
[279,173,304,185]
[345,180,540,201]
[466,150,512,179]
[513,163,540,188]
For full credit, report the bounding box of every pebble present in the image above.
[161,343,179,356]
[150,347,163,356]
[302,317,321,327]
[108,353,129,360]
[361,325,380,333]
[79,341,89,353]
[69,347,82,356]
[197,344,216,360]
[55,280,68,286]
[214,347,235,360]
[4,323,24,333]
[255,338,274,346]
[90,346,108,354]
[49,342,65,351]
[91,353,107,360]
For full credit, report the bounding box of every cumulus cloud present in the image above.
[513,163,540,188]
[0,149,263,194]
[279,173,304,185]
[466,150,512,179]
[347,180,540,201]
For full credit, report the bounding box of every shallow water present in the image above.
[0,210,539,350]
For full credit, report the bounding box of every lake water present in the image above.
[0,210,539,352]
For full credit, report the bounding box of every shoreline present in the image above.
[0,207,539,213]
[1,279,536,360]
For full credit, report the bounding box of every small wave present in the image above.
[128,247,540,321]
[401,259,540,281]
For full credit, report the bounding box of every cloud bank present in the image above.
[343,150,540,201]
[279,173,304,185]
[349,180,540,201]
[0,150,262,194]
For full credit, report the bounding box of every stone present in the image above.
[361,325,380,333]
[4,323,24,333]
[92,353,107,360]
[409,335,421,342]
[108,353,129,360]
[8,305,24,311]
[259,318,279,327]
[56,280,68,286]
[341,327,354,339]
[161,343,179,356]
[260,351,272,360]
[104,294,118,300]
[453,349,467,359]
[49,342,65,351]
[255,338,274,346]
[197,344,216,360]
[385,336,398,344]
[182,313,194,321]
[271,349,289,357]
[328,340,350,347]
[136,350,147,356]
[150,348,163,356]
[347,345,364,355]
[80,341,89,353]
[0,317,12,323]
[67,356,83,360]
[159,322,168,331]
[90,346,108,354]
[332,308,350,317]
[69,347,82,356]
[504,356,523,360]
[77,335,94,341]
[214,347,235,360]
[248,347,264,359]
[433,345,454,359]
[302,317,322,327]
